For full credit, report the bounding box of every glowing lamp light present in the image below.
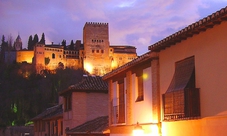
[84,63,93,73]
[133,122,144,136]
[143,73,148,80]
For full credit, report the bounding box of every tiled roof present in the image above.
[59,75,108,95]
[31,104,63,121]
[66,116,109,134]
[149,6,227,52]
[103,52,158,80]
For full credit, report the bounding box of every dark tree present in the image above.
[39,33,45,44]
[27,35,33,50]
[45,57,50,66]
[32,34,39,50]
[62,40,66,49]
[69,40,74,50]
[0,35,7,62]
[7,35,13,51]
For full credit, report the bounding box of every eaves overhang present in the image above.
[148,6,227,52]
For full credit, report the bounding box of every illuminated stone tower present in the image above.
[34,43,45,73]
[83,22,111,75]
[14,35,22,51]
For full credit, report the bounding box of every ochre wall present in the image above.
[111,53,137,70]
[159,21,227,136]
[162,116,227,136]
[16,50,34,63]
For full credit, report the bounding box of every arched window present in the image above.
[52,53,55,59]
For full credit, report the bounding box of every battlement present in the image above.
[84,22,108,27]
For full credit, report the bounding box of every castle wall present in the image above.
[16,50,34,63]
[44,47,64,70]
[111,52,137,70]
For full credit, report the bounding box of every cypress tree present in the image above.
[61,40,66,49]
[32,34,39,50]
[27,35,33,50]
[40,33,45,44]
[69,40,74,50]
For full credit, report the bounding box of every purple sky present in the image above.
[1,0,227,55]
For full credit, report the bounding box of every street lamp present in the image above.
[133,122,144,136]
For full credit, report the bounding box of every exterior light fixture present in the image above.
[133,122,144,136]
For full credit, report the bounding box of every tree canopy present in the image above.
[0,62,85,127]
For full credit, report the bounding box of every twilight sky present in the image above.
[1,0,227,55]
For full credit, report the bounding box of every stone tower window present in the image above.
[92,50,95,53]
[96,50,99,53]
[52,53,55,59]
[101,50,104,53]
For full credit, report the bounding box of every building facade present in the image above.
[58,75,109,136]
[16,22,137,76]
[103,6,227,136]
[32,75,109,136]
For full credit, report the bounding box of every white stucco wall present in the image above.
[132,67,153,124]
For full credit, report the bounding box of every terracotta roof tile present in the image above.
[66,116,109,134]
[59,75,108,95]
[31,105,63,121]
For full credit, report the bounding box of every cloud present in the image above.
[0,0,227,55]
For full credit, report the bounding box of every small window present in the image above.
[92,50,95,53]
[136,73,144,102]
[64,94,72,111]
[96,50,99,53]
[101,50,104,53]
[52,53,55,59]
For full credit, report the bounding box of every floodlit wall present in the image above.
[16,50,34,63]
[159,21,227,136]
[132,67,153,124]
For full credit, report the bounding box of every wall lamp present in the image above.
[133,122,144,136]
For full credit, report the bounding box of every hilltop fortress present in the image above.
[16,22,138,75]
